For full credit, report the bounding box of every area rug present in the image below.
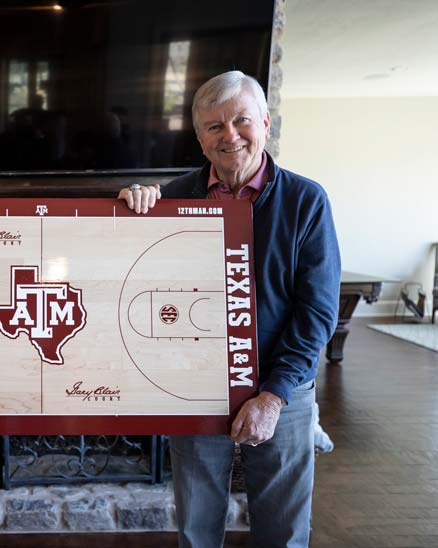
[368,323,438,353]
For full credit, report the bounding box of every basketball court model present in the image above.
[0,198,258,434]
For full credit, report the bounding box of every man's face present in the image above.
[195,92,270,184]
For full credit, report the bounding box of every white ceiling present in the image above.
[281,0,438,97]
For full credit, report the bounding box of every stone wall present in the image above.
[265,0,285,159]
[0,482,248,533]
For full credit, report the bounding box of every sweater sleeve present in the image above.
[260,194,341,404]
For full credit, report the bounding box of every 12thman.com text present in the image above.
[177,207,223,216]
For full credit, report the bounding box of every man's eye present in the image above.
[238,117,250,123]
[208,125,221,132]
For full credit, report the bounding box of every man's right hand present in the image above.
[117,183,161,214]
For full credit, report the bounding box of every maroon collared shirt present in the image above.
[207,151,268,202]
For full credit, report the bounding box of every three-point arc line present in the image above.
[118,230,227,402]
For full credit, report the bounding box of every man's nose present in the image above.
[222,123,239,142]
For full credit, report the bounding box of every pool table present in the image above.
[326,271,387,363]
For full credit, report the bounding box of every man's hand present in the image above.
[118,183,161,214]
[230,391,284,446]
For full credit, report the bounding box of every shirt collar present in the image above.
[207,151,268,192]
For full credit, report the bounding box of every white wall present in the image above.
[278,96,438,315]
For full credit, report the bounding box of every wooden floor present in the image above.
[312,317,438,548]
[2,317,437,547]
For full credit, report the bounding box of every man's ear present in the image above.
[264,111,271,139]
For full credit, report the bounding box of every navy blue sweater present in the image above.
[163,154,341,404]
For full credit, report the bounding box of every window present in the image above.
[163,41,190,130]
[8,60,28,114]
[8,59,49,114]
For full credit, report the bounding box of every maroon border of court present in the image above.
[0,198,258,435]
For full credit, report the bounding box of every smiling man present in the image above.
[194,91,270,194]
[119,71,341,548]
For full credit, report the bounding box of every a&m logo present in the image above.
[0,266,86,364]
[36,205,48,216]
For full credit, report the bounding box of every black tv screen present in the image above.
[0,0,274,175]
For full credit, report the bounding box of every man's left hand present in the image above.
[230,391,283,446]
[118,183,161,214]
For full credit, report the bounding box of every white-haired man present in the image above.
[119,71,340,548]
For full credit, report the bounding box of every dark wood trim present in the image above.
[0,532,250,547]
[0,176,177,198]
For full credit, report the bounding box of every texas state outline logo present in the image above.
[0,266,87,364]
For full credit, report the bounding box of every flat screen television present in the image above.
[0,0,275,176]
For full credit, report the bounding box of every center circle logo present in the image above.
[159,304,179,324]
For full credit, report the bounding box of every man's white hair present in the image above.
[192,70,268,132]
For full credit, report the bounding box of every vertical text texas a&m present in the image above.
[225,244,256,389]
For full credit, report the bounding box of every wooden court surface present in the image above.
[0,215,230,417]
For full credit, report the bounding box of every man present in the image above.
[119,71,340,548]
